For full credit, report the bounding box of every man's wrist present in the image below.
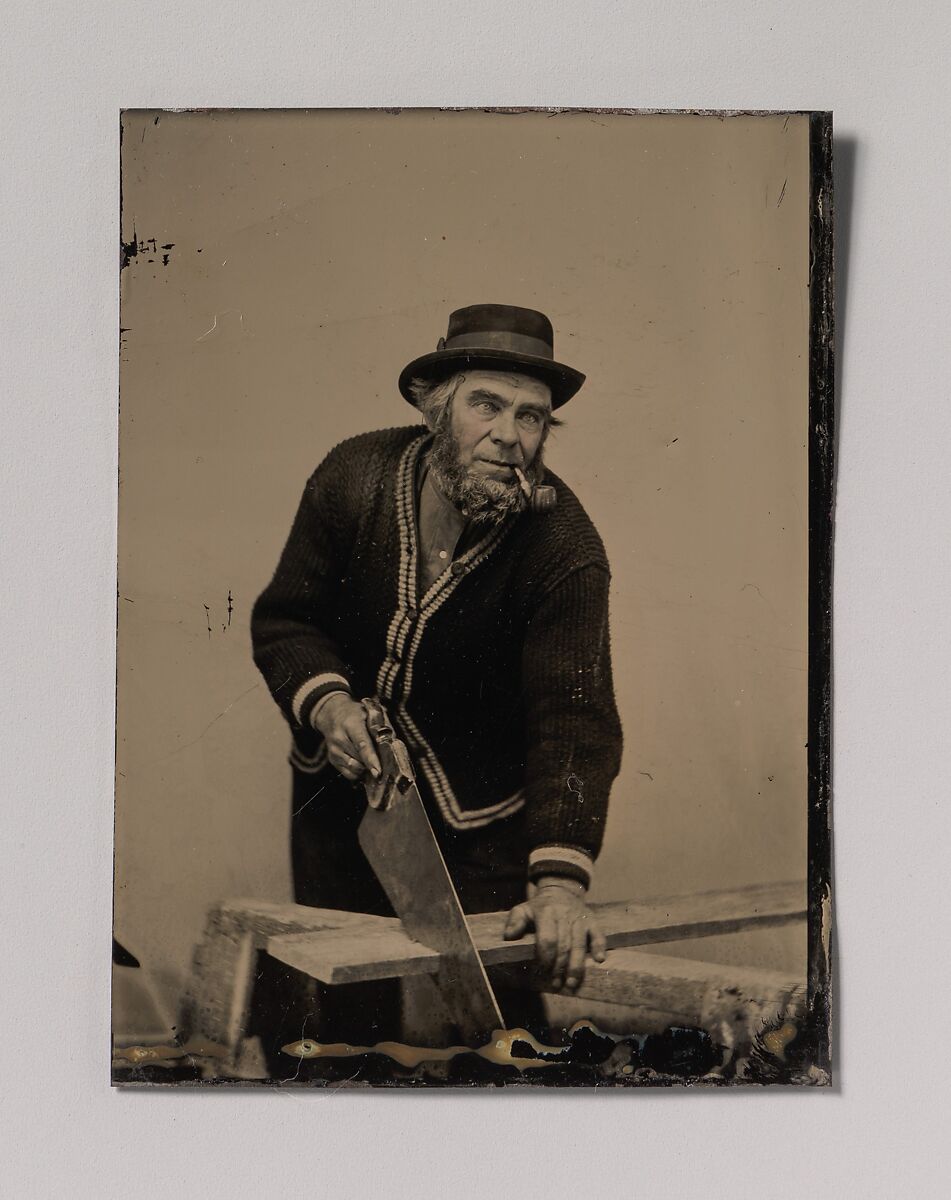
[292,672,352,729]
[527,844,594,890]
[309,687,352,733]
[533,874,586,895]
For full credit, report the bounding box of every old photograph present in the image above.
[114,108,832,1086]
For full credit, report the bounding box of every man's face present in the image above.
[449,370,552,481]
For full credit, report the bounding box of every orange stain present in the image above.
[282,1020,621,1072]
[762,1021,797,1061]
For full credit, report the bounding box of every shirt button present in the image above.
[438,550,448,560]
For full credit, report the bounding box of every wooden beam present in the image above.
[496,950,803,1016]
[180,899,398,1060]
[268,880,805,985]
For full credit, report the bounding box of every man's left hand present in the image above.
[502,876,606,993]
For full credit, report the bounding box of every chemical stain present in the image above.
[283,1021,619,1072]
[284,1027,556,1071]
[114,1038,227,1064]
[761,1021,797,1062]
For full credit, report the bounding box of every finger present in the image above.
[345,715,381,779]
[534,909,560,981]
[589,919,608,964]
[551,917,571,991]
[330,731,367,775]
[503,903,533,940]
[330,748,363,781]
[564,922,588,992]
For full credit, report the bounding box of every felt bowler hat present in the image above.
[399,304,585,409]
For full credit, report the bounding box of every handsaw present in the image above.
[357,698,504,1045]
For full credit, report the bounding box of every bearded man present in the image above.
[251,304,622,1050]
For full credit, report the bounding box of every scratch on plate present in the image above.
[196,310,246,342]
[137,682,262,770]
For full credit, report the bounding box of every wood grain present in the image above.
[267,879,806,985]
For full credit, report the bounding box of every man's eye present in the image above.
[478,402,497,415]
[519,412,540,426]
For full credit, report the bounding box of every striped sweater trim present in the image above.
[377,434,522,830]
[291,672,352,725]
[289,741,330,775]
[527,845,594,888]
[375,435,424,701]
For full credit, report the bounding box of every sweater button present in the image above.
[405,607,417,620]
[450,561,465,577]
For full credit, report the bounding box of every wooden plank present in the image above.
[211,898,394,939]
[474,879,806,965]
[267,880,806,985]
[271,926,440,983]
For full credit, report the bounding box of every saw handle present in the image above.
[361,697,392,740]
[361,698,415,810]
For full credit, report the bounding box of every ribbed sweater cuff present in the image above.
[290,672,352,729]
[527,845,594,889]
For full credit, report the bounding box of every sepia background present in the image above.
[116,109,810,1035]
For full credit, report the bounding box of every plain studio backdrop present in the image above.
[115,109,809,1025]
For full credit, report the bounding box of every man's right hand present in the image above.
[311,694,382,782]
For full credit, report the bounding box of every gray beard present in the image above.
[429,427,543,527]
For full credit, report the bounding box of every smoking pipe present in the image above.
[513,465,557,513]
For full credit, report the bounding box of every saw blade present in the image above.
[358,783,504,1045]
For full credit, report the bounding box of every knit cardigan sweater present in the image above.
[251,425,623,887]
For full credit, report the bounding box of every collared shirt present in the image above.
[416,453,471,594]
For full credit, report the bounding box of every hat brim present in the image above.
[399,348,585,410]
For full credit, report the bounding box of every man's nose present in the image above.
[490,410,519,449]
